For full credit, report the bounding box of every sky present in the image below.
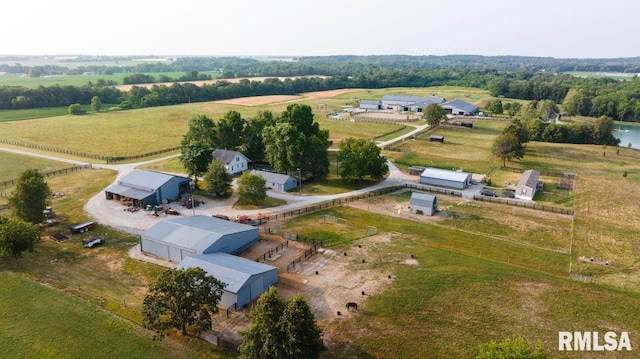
[2,0,638,59]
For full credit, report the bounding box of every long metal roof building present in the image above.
[178,253,278,308]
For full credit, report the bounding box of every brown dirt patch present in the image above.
[214,95,301,106]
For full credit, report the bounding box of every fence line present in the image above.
[499,166,569,178]
[0,164,93,187]
[473,195,574,215]
[0,138,179,163]
[255,241,289,262]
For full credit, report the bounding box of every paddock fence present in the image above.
[0,138,179,163]
[0,164,93,187]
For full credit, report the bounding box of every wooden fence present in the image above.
[473,195,574,215]
[0,138,179,163]
[0,164,93,187]
[255,241,289,262]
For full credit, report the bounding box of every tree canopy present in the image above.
[337,137,388,181]
[203,159,232,197]
[179,141,213,188]
[492,132,525,167]
[9,169,50,224]
[423,103,447,127]
[142,267,226,339]
[239,287,323,359]
[237,172,267,205]
[0,217,40,267]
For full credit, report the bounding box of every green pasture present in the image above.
[284,207,569,276]
[389,118,508,174]
[0,272,231,359]
[0,104,113,122]
[0,96,406,159]
[328,242,640,359]
[0,151,74,183]
[0,71,221,88]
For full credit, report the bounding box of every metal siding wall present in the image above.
[220,291,237,308]
[141,238,170,260]
[420,177,465,189]
[209,229,259,254]
[168,246,183,262]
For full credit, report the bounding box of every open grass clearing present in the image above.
[0,271,232,359]
[0,151,75,182]
[0,71,221,88]
[0,104,114,122]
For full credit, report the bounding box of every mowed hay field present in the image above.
[0,88,406,159]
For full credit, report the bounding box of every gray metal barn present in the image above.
[419,167,472,189]
[178,253,278,308]
[410,192,437,216]
[442,99,480,116]
[104,170,191,207]
[139,215,259,262]
[359,100,381,110]
[250,170,298,192]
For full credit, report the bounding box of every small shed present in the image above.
[515,169,540,200]
[461,119,473,128]
[430,135,444,143]
[420,167,471,189]
[250,170,298,192]
[213,149,249,176]
[104,170,191,207]
[178,253,278,308]
[410,192,437,216]
[140,215,259,262]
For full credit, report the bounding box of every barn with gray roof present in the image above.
[104,170,191,207]
[178,253,278,308]
[410,192,438,216]
[250,169,298,192]
[140,215,259,262]
[442,99,480,116]
[419,167,471,189]
[381,95,446,112]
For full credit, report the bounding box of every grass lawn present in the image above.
[234,196,287,210]
[0,105,111,122]
[0,151,75,183]
[0,271,232,359]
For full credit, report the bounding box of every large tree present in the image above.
[142,267,225,339]
[90,95,102,112]
[486,99,503,115]
[217,110,245,151]
[0,217,40,267]
[203,159,232,197]
[423,103,447,127]
[337,137,388,181]
[492,133,525,167]
[263,122,305,174]
[239,287,322,359]
[182,114,217,149]
[241,110,275,162]
[237,171,267,205]
[9,169,50,224]
[179,141,213,188]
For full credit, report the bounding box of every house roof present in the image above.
[410,192,436,206]
[250,170,296,185]
[517,169,540,189]
[213,149,249,165]
[141,215,257,253]
[420,167,470,183]
[442,99,480,113]
[178,253,276,294]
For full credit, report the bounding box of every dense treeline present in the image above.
[2,55,640,122]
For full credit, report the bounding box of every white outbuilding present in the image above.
[515,169,540,200]
[419,167,472,189]
[213,149,249,176]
